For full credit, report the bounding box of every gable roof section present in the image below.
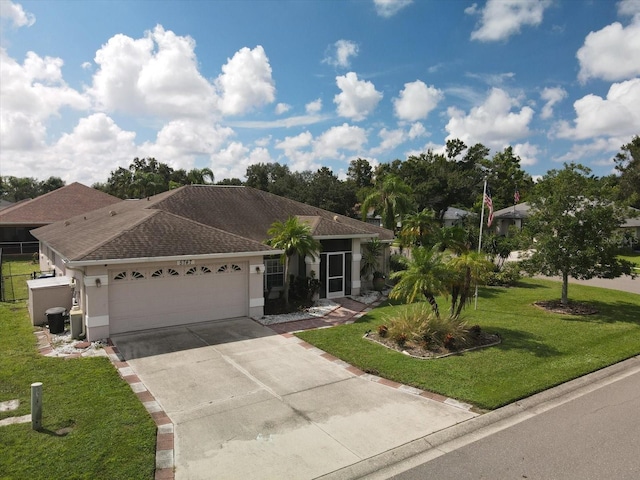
[493,202,531,219]
[33,185,393,264]
[0,183,120,225]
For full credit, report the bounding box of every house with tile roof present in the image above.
[32,185,394,340]
[0,182,120,253]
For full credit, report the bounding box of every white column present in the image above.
[351,239,362,296]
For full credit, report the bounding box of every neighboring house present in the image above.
[32,185,394,340]
[491,202,531,236]
[442,207,475,227]
[0,199,14,211]
[621,208,640,247]
[0,183,120,252]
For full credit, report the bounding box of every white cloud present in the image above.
[540,86,567,119]
[334,72,383,121]
[213,142,273,180]
[0,0,35,27]
[215,45,276,115]
[373,0,413,18]
[576,15,640,83]
[618,0,640,21]
[370,128,406,155]
[306,98,322,114]
[88,27,274,119]
[555,78,640,140]
[445,88,534,148]
[467,0,551,42]
[324,40,359,68]
[0,48,89,151]
[553,136,629,167]
[275,103,291,114]
[89,26,217,118]
[513,142,539,166]
[393,80,443,122]
[408,122,427,139]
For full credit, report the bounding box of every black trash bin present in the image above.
[46,307,67,334]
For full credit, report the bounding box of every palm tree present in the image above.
[186,167,215,185]
[389,246,451,318]
[266,216,322,309]
[398,208,438,247]
[361,175,413,231]
[447,251,494,318]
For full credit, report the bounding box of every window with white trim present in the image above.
[265,258,284,290]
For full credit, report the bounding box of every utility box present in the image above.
[70,307,84,339]
[27,276,72,326]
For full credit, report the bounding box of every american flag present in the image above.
[484,190,494,227]
[514,189,520,204]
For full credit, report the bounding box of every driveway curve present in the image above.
[113,318,476,480]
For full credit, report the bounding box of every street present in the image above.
[387,363,640,480]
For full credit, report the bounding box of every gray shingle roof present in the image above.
[0,182,120,225]
[33,185,393,263]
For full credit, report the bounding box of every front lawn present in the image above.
[619,251,640,270]
[297,278,640,410]
[0,303,156,479]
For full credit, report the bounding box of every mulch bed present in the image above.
[365,331,501,359]
[534,300,598,315]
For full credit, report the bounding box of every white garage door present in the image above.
[108,262,248,335]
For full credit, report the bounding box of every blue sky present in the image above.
[1,0,639,186]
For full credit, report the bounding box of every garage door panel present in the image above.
[108,263,249,335]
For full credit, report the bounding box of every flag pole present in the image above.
[475,177,488,309]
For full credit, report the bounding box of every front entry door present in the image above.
[326,252,345,299]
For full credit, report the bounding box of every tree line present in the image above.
[2,137,638,218]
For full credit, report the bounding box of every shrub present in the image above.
[377,324,388,337]
[384,303,470,351]
[487,261,522,287]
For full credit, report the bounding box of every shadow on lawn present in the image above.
[493,327,561,358]
[560,300,640,325]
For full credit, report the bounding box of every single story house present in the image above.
[442,207,475,227]
[0,183,120,253]
[32,185,393,340]
[491,202,532,236]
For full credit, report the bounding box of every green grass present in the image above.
[619,251,640,270]
[1,254,41,301]
[297,278,640,410]
[0,302,157,479]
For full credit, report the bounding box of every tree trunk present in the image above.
[425,292,440,318]
[561,270,569,305]
[284,255,292,308]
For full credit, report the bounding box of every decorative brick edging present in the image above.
[277,296,475,413]
[105,341,175,480]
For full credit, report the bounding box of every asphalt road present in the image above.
[390,367,640,480]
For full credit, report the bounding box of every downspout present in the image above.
[64,265,87,338]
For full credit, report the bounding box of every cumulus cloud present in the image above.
[0,0,35,27]
[334,72,383,121]
[370,128,406,155]
[324,40,359,68]
[467,0,551,42]
[513,142,539,166]
[275,124,367,171]
[306,98,322,114]
[540,86,567,119]
[408,122,427,139]
[88,26,274,118]
[373,0,413,18]
[393,80,443,122]
[215,45,276,115]
[555,78,640,140]
[445,88,534,148]
[213,142,274,181]
[576,13,640,83]
[0,48,89,151]
[275,103,291,114]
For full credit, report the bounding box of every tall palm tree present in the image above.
[361,175,413,231]
[186,167,215,185]
[389,246,451,318]
[398,208,438,247]
[266,216,322,309]
[447,251,494,318]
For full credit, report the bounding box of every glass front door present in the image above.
[326,252,345,299]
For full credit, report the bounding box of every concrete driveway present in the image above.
[112,318,476,480]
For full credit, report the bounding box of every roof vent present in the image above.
[109,210,117,216]
[64,220,70,226]
[333,215,339,222]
